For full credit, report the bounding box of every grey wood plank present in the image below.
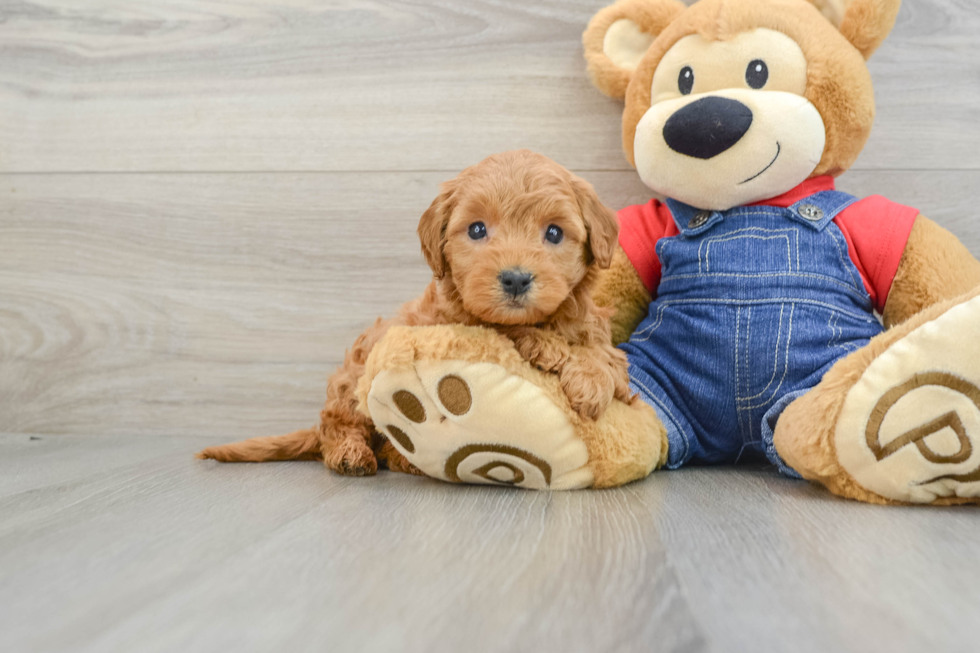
[647,469,980,653]
[2,170,979,439]
[0,0,977,173]
[0,432,204,498]
[0,434,705,653]
[1,434,977,653]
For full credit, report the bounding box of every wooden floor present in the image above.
[2,1,979,651]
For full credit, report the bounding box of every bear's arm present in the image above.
[882,215,980,328]
[593,245,652,346]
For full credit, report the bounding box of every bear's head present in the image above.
[584,0,901,211]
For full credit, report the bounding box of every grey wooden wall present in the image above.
[2,0,979,439]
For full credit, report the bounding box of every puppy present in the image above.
[197,150,633,476]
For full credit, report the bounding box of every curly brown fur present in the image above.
[197,150,628,476]
[593,245,654,346]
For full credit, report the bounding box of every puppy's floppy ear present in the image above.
[572,176,619,270]
[807,0,902,59]
[417,180,457,279]
[583,0,686,99]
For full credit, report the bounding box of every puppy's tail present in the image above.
[195,428,321,463]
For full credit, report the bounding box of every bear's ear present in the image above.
[583,0,687,99]
[808,0,902,59]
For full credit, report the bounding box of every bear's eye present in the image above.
[678,66,695,95]
[468,222,487,240]
[746,59,769,89]
[544,224,563,245]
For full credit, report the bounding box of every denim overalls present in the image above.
[620,190,885,476]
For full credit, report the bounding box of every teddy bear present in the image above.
[361,0,980,505]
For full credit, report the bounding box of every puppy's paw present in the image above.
[376,440,426,476]
[511,329,570,373]
[323,437,378,476]
[560,355,616,422]
[608,348,635,404]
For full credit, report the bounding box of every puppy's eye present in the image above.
[746,59,768,89]
[467,222,487,240]
[678,66,694,95]
[544,224,563,245]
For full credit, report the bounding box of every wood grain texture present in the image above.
[2,434,979,653]
[0,0,978,172]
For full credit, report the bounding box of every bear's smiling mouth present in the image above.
[738,141,781,185]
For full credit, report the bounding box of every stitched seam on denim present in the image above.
[742,303,795,411]
[659,271,866,296]
[827,312,861,353]
[631,302,669,340]
[740,304,785,402]
[630,374,690,461]
[742,312,753,440]
[828,312,840,352]
[761,389,810,478]
[691,225,796,276]
[727,208,830,234]
[735,439,763,464]
[703,225,795,234]
[735,306,742,427]
[726,209,821,230]
[706,234,792,274]
[724,210,785,219]
[629,298,874,344]
[735,306,747,440]
[743,306,752,405]
[704,233,793,274]
[701,226,796,239]
[825,224,863,292]
[654,234,681,290]
[827,311,838,351]
[700,225,795,235]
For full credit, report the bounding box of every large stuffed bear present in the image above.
[361,0,980,505]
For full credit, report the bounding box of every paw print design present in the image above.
[365,360,594,490]
[835,294,980,503]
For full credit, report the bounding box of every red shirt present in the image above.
[617,176,919,313]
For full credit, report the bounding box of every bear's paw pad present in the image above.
[366,360,593,490]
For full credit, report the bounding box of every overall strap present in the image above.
[784,190,859,231]
[664,199,725,237]
[665,190,860,236]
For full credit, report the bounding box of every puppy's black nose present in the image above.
[663,96,754,160]
[499,269,533,297]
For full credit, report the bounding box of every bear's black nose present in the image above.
[663,96,754,160]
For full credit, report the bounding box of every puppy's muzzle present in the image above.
[498,268,533,298]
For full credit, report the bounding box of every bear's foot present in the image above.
[358,325,666,490]
[366,359,594,490]
[778,289,980,505]
[834,293,980,504]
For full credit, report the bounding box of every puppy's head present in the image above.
[418,150,619,325]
